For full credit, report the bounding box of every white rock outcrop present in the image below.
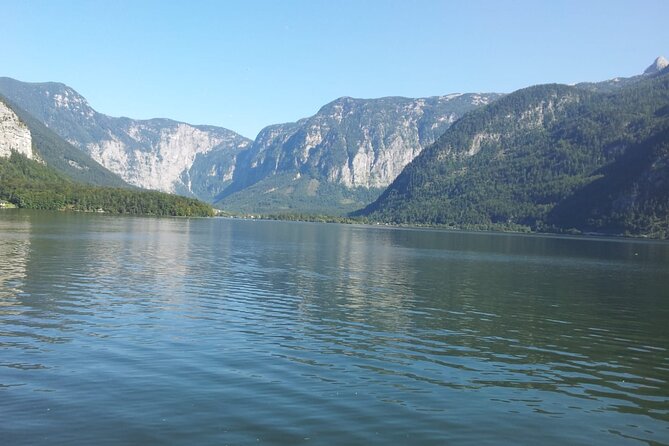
[0,101,33,159]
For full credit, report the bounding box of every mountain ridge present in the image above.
[0,93,130,187]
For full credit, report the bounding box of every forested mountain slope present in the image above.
[360,66,669,238]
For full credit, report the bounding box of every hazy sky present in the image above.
[4,0,668,138]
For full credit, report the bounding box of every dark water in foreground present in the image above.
[0,211,668,445]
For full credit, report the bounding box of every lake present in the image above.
[0,210,668,445]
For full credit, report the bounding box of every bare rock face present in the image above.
[644,56,669,75]
[0,100,33,159]
[84,120,250,198]
[84,121,250,196]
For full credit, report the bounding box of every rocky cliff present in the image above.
[0,100,33,160]
[230,93,502,190]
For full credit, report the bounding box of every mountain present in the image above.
[0,77,251,201]
[0,96,213,216]
[1,94,128,187]
[216,93,503,214]
[644,56,669,75]
[359,60,669,238]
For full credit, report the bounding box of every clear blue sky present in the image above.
[3,0,668,138]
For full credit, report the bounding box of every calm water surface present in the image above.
[0,211,668,445]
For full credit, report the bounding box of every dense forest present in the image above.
[359,70,669,238]
[0,152,214,217]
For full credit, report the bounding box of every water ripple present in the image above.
[0,213,668,445]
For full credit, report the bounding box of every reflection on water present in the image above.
[0,213,30,303]
[0,211,668,445]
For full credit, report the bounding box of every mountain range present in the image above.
[1,57,668,237]
[216,93,502,214]
[0,77,500,213]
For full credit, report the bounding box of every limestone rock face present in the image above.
[84,121,250,198]
[0,100,33,159]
